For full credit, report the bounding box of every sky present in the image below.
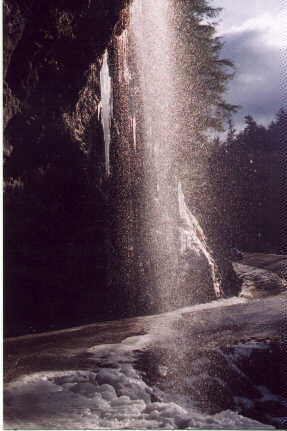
[212,0,284,130]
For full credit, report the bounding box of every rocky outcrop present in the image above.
[233,253,287,299]
[4,0,240,336]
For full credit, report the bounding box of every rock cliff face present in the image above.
[4,0,239,336]
[4,0,132,335]
[4,0,130,165]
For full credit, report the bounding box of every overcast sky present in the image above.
[212,0,284,130]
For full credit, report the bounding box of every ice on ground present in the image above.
[5,296,283,429]
[5,344,274,430]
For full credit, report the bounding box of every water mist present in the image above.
[102,0,223,316]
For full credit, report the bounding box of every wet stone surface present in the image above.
[135,339,286,429]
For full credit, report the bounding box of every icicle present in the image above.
[117,30,130,83]
[100,50,113,176]
[132,116,137,151]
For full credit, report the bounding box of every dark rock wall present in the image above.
[4,0,131,336]
[4,0,131,166]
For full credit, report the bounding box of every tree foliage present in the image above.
[209,109,286,253]
[173,0,237,150]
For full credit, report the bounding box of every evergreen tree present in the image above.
[209,109,284,253]
[268,107,287,151]
[173,0,238,157]
[236,115,268,151]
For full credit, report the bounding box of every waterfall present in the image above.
[129,0,222,310]
[100,50,113,176]
[107,0,223,314]
[129,0,178,311]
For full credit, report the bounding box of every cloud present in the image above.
[219,11,284,49]
[214,0,281,39]
[220,18,282,129]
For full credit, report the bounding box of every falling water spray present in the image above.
[103,0,223,316]
[131,0,222,309]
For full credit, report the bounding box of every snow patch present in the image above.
[5,356,274,430]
